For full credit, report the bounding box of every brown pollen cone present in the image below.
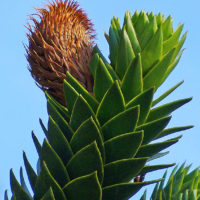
[26,0,95,105]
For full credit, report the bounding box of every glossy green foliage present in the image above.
[8,71,191,199]
[7,10,192,200]
[106,10,187,91]
[142,164,200,200]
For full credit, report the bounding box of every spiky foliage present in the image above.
[105,10,187,94]
[140,164,200,200]
[26,0,95,105]
[6,9,193,200]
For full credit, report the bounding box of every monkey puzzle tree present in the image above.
[5,0,193,199]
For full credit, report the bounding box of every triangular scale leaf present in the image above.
[171,31,187,61]
[136,116,171,144]
[104,158,148,186]
[116,27,135,79]
[147,152,169,162]
[131,10,139,25]
[104,131,143,163]
[47,116,73,165]
[147,98,192,122]
[161,49,184,86]
[63,172,102,200]
[70,117,105,162]
[23,152,37,192]
[93,45,109,65]
[70,95,96,131]
[63,80,79,114]
[96,81,125,125]
[102,106,139,141]
[46,92,70,122]
[156,125,193,140]
[32,132,42,156]
[139,16,157,50]
[91,48,120,81]
[111,18,120,41]
[124,11,141,54]
[47,102,74,141]
[34,162,66,200]
[41,140,70,187]
[10,170,32,200]
[134,11,149,37]
[141,25,163,74]
[152,81,184,107]
[94,58,114,102]
[66,72,98,112]
[162,16,173,40]
[102,179,161,200]
[139,164,175,175]
[121,54,143,103]
[20,168,32,197]
[143,48,176,91]
[163,24,183,54]
[67,142,104,184]
[112,17,121,36]
[136,137,180,158]
[126,88,154,125]
[89,53,100,77]
[108,25,120,67]
[156,13,163,26]
[147,11,154,21]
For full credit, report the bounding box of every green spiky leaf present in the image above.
[147,98,192,122]
[66,72,98,112]
[94,58,114,101]
[136,116,171,144]
[104,158,148,186]
[10,170,32,200]
[41,140,70,187]
[136,137,180,158]
[163,24,183,54]
[70,95,96,131]
[47,101,74,141]
[67,142,104,184]
[143,48,176,90]
[121,54,143,102]
[23,152,37,192]
[124,11,141,54]
[126,88,154,125]
[47,116,73,165]
[63,172,102,200]
[97,81,125,125]
[152,81,184,107]
[141,25,163,74]
[116,27,135,79]
[70,117,105,162]
[34,162,66,200]
[102,179,161,200]
[102,106,139,141]
[105,131,143,163]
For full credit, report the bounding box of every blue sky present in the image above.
[0,0,199,199]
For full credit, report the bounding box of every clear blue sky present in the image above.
[0,0,199,199]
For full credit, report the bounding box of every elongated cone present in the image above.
[26,0,95,105]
